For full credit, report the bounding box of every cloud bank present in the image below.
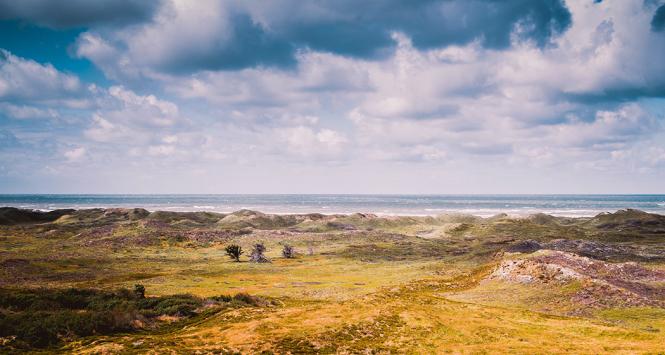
[0,0,664,193]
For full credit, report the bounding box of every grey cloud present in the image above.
[256,0,571,55]
[154,14,296,73]
[652,5,665,31]
[563,86,665,104]
[242,0,572,67]
[77,0,572,74]
[0,0,162,28]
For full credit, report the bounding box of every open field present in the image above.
[1,207,665,353]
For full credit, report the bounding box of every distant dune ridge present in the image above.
[2,205,665,227]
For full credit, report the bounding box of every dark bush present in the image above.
[137,294,201,317]
[282,244,296,258]
[0,288,196,349]
[134,284,146,299]
[0,287,264,349]
[0,309,129,348]
[232,293,261,306]
[224,244,243,262]
[210,294,233,302]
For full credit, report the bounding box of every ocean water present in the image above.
[1,194,664,217]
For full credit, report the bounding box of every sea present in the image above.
[1,194,664,217]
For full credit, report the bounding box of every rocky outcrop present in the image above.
[505,238,665,261]
[489,250,665,310]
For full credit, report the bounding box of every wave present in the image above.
[3,195,665,216]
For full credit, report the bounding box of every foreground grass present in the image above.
[67,266,665,354]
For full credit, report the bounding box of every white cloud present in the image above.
[551,104,658,148]
[64,147,86,162]
[0,49,81,102]
[162,135,178,144]
[278,126,348,159]
[84,114,129,142]
[107,86,179,126]
[83,86,181,144]
[75,32,133,81]
[0,103,59,119]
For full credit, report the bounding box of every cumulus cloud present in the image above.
[0,103,59,119]
[73,0,572,76]
[83,86,180,144]
[278,126,348,159]
[340,0,665,162]
[551,104,659,148]
[84,114,128,143]
[2,0,665,192]
[137,0,664,171]
[0,49,81,102]
[106,86,179,127]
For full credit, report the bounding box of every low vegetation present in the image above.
[224,244,243,262]
[0,286,270,351]
[249,242,270,263]
[281,243,295,258]
[0,207,664,352]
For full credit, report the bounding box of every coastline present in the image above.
[2,205,665,219]
[1,194,665,217]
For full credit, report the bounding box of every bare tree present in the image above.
[250,243,270,263]
[282,244,295,258]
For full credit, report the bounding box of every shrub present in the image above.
[224,244,243,262]
[0,288,266,350]
[0,288,199,349]
[137,294,201,317]
[232,293,262,306]
[0,310,126,347]
[249,243,270,263]
[282,244,296,258]
[133,284,146,299]
[210,294,232,302]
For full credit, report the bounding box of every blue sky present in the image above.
[1,0,665,194]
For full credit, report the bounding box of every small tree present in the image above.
[250,243,270,263]
[282,244,295,258]
[133,284,146,299]
[225,244,243,262]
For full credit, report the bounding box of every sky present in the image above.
[0,0,665,194]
